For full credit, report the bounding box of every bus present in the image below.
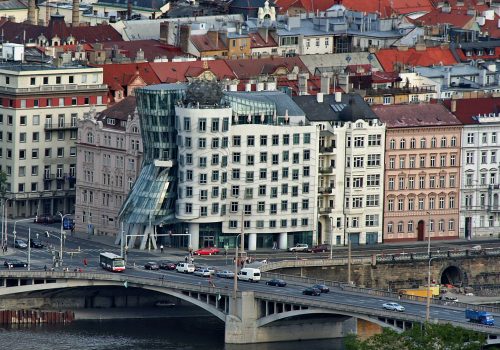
[99,252,126,272]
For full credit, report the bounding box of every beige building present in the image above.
[75,96,142,237]
[373,104,462,242]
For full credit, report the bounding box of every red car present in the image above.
[193,247,220,256]
[311,244,330,253]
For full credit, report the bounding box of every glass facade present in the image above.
[119,84,186,225]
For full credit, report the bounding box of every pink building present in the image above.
[373,104,462,242]
[75,97,143,237]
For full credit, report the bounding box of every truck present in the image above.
[399,286,440,298]
[465,309,495,326]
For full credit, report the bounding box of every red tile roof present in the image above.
[375,47,458,72]
[190,34,228,52]
[412,8,475,28]
[441,97,500,125]
[0,16,122,44]
[99,40,185,61]
[149,60,235,83]
[453,45,500,62]
[372,103,462,128]
[274,0,336,13]
[100,62,161,89]
[248,32,278,49]
[224,56,310,79]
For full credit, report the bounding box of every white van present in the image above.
[176,262,195,273]
[237,268,261,282]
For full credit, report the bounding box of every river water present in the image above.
[0,317,345,350]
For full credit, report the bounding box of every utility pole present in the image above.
[347,233,351,285]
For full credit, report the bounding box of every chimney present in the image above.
[298,73,309,95]
[451,100,457,113]
[72,0,80,26]
[320,73,331,94]
[27,0,36,25]
[207,30,219,48]
[317,92,324,103]
[335,91,342,102]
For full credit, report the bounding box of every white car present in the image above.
[382,302,405,312]
[193,268,211,277]
[288,244,310,252]
[176,263,195,274]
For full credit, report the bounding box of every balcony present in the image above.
[318,187,333,194]
[319,166,334,174]
[44,123,78,131]
[319,207,333,215]
[488,205,500,212]
[320,146,334,153]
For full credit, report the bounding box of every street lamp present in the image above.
[329,217,334,260]
[233,232,243,315]
[12,218,33,248]
[426,210,432,322]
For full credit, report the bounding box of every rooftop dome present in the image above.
[185,80,223,106]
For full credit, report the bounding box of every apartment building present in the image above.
[75,96,142,237]
[0,58,107,218]
[294,92,385,246]
[373,104,462,242]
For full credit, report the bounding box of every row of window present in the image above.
[387,174,457,190]
[179,134,311,149]
[0,113,78,127]
[387,196,456,212]
[466,131,498,145]
[179,166,312,184]
[179,183,311,200]
[388,153,458,169]
[0,129,77,143]
[389,136,457,150]
[81,189,124,208]
[464,172,498,186]
[387,219,455,233]
[19,73,100,86]
[0,146,76,161]
[465,150,499,165]
[86,133,129,149]
[14,180,73,193]
[346,154,381,168]
[0,95,103,109]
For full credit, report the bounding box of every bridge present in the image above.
[0,270,499,344]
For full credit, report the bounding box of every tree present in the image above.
[345,323,488,350]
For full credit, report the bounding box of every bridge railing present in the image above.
[260,256,372,272]
[262,271,500,314]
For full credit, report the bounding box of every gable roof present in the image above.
[149,60,235,83]
[96,96,137,131]
[375,47,458,72]
[225,56,310,79]
[0,16,122,44]
[412,8,475,28]
[99,40,184,61]
[372,103,462,128]
[190,34,228,52]
[274,0,335,13]
[100,62,161,90]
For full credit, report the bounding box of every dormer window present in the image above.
[488,49,495,55]
[465,50,472,57]
[476,49,483,56]
[107,118,116,125]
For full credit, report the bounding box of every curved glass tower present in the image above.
[118,84,186,248]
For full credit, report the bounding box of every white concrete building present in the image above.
[294,92,385,246]
[460,113,500,239]
[175,88,319,251]
[0,60,107,218]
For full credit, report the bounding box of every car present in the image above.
[34,214,54,224]
[193,268,211,277]
[159,261,176,270]
[4,259,27,268]
[288,244,310,252]
[382,302,405,312]
[312,284,330,293]
[311,244,330,253]
[193,247,220,256]
[302,287,321,296]
[216,270,235,278]
[29,239,45,248]
[266,279,287,287]
[14,239,28,249]
[176,262,195,273]
[144,262,159,270]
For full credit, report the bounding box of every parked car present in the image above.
[34,214,54,224]
[288,244,310,252]
[266,279,287,287]
[311,244,330,253]
[144,262,160,270]
[159,261,176,270]
[4,259,27,268]
[193,247,220,256]
[194,268,211,277]
[302,287,321,296]
[29,239,45,248]
[14,239,28,249]
[216,270,235,278]
[176,262,195,273]
[382,302,405,312]
[312,284,330,293]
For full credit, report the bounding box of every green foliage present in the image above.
[345,323,487,350]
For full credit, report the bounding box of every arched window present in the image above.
[397,221,404,233]
[408,220,414,232]
[387,222,393,233]
[448,219,455,231]
[441,136,447,147]
[451,136,457,147]
[87,132,94,144]
[438,219,445,232]
[410,138,416,149]
[420,138,426,148]
[390,139,396,149]
[431,137,437,148]
[400,138,406,149]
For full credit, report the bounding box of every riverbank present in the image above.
[74,305,214,320]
